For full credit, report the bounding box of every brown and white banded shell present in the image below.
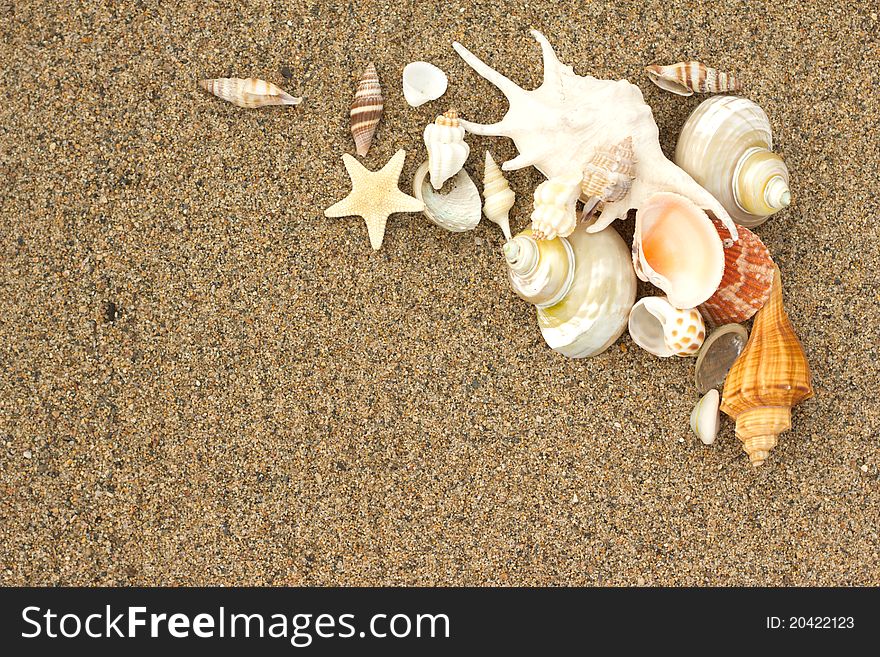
[350,63,384,157]
[199,77,302,108]
[645,62,741,97]
[698,218,774,326]
[580,137,636,218]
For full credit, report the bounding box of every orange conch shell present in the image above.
[720,267,813,466]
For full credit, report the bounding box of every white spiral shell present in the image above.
[423,110,470,190]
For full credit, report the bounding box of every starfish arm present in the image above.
[362,213,388,251]
[341,152,369,179]
[324,194,357,218]
[380,149,408,180]
[387,189,425,214]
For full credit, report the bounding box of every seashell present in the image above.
[503,224,636,357]
[350,63,384,157]
[423,110,470,190]
[694,323,749,394]
[199,77,301,108]
[580,137,636,219]
[675,96,791,228]
[482,151,515,239]
[530,170,582,241]
[633,192,724,310]
[452,30,739,239]
[402,61,449,107]
[690,389,720,445]
[720,267,813,466]
[412,160,481,233]
[698,219,774,326]
[627,296,705,358]
[645,61,742,97]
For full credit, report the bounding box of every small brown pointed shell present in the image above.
[581,137,636,203]
[645,61,742,97]
[199,77,301,108]
[698,219,774,326]
[350,63,384,157]
[720,267,813,466]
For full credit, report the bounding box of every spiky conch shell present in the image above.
[698,219,774,326]
[580,137,636,218]
[198,77,301,108]
[482,152,515,239]
[720,267,813,466]
[530,171,582,241]
[645,61,742,97]
[423,110,470,190]
[450,30,740,240]
[350,63,384,157]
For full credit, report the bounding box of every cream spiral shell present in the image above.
[675,96,791,228]
[198,77,301,108]
[482,151,515,239]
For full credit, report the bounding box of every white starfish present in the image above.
[324,149,425,250]
[452,30,738,239]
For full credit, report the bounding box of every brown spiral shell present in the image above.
[350,63,384,157]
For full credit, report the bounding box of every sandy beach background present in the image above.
[1,1,878,585]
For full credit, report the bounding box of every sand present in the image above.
[1,1,878,586]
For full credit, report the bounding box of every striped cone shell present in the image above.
[198,78,302,108]
[645,62,742,97]
[698,219,774,326]
[581,137,636,203]
[350,63,384,157]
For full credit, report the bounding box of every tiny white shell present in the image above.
[690,389,720,445]
[402,61,449,107]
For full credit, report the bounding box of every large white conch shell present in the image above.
[423,110,470,190]
[503,224,636,358]
[675,96,791,228]
[627,296,706,358]
[633,192,724,310]
[482,152,515,239]
[530,170,582,240]
[452,30,738,240]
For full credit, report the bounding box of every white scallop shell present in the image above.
[633,192,724,310]
[413,161,481,233]
[402,61,449,108]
